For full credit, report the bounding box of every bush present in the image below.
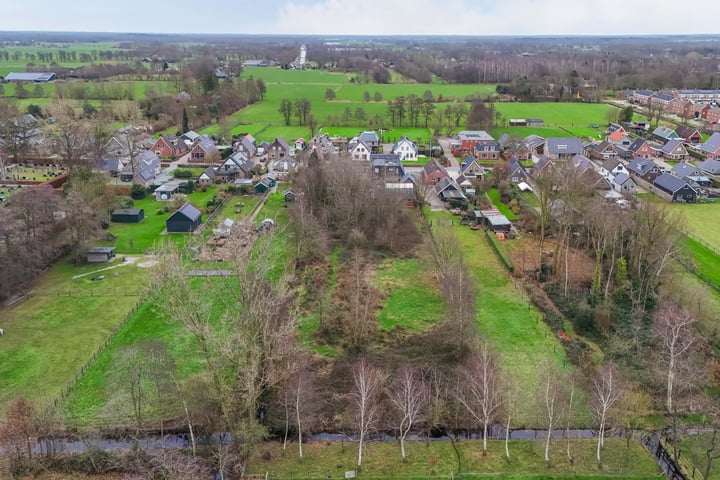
[201,185,207,192]
[173,168,193,178]
[130,184,147,200]
[485,231,514,272]
[118,197,134,208]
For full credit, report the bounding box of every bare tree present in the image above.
[352,356,384,472]
[655,303,696,413]
[591,363,623,465]
[387,365,426,463]
[456,343,503,456]
[539,365,566,464]
[280,354,317,459]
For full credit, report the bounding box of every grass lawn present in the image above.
[374,257,446,332]
[677,432,719,480]
[520,191,540,208]
[103,187,218,254]
[680,235,720,287]
[668,202,720,252]
[0,258,150,417]
[494,103,611,132]
[426,210,577,425]
[491,126,570,140]
[253,192,292,283]
[487,188,519,220]
[248,438,659,479]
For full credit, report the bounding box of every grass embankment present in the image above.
[0,259,150,417]
[248,438,660,479]
[425,210,577,425]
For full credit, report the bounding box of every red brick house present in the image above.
[189,136,219,161]
[423,158,448,185]
[151,135,188,159]
[698,104,712,120]
[585,141,617,161]
[707,108,720,125]
[675,125,703,144]
[457,131,495,155]
[627,138,655,159]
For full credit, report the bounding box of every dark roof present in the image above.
[671,162,700,178]
[654,173,694,194]
[195,136,218,153]
[675,125,700,139]
[628,137,648,153]
[460,156,480,172]
[612,173,632,185]
[661,139,686,155]
[169,203,201,222]
[601,158,621,172]
[701,133,720,154]
[627,158,658,176]
[272,137,291,151]
[497,133,510,148]
[698,158,720,175]
[359,131,379,144]
[573,155,595,174]
[546,138,583,155]
[534,156,553,174]
[86,246,116,254]
[112,208,143,216]
[370,154,403,168]
[423,158,447,177]
[201,167,217,178]
[5,72,55,82]
[434,177,460,194]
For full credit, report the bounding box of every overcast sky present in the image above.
[2,0,717,36]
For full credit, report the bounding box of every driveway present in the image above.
[437,136,459,168]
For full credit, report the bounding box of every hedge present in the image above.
[485,230,514,272]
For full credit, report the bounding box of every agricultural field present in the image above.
[248,438,660,479]
[493,102,612,140]
[668,202,720,252]
[0,258,151,417]
[425,210,578,425]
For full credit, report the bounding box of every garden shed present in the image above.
[166,203,202,233]
[111,208,145,223]
[85,246,116,263]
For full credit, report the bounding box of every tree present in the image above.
[387,366,426,463]
[362,91,370,102]
[655,303,696,413]
[0,100,36,163]
[619,105,634,123]
[373,91,383,102]
[466,101,495,131]
[591,364,623,465]
[539,365,566,464]
[279,99,293,126]
[0,397,37,463]
[352,356,384,472]
[325,88,336,101]
[46,102,92,169]
[26,104,42,118]
[256,79,266,100]
[456,343,503,456]
[182,107,189,133]
[280,355,317,459]
[294,98,311,125]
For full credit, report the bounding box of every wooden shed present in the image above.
[166,203,202,233]
[111,208,145,223]
[85,246,116,263]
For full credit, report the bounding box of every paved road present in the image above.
[437,136,459,169]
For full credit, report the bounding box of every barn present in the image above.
[111,208,145,223]
[166,203,202,233]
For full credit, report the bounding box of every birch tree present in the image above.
[655,304,696,413]
[352,356,384,472]
[539,365,566,464]
[591,363,623,465]
[387,365,426,463]
[456,343,503,456]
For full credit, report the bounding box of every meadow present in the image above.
[0,258,150,417]
[669,202,720,252]
[425,210,579,425]
[248,438,659,480]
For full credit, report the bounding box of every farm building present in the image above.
[111,208,145,223]
[166,203,202,233]
[85,246,116,263]
[5,72,56,82]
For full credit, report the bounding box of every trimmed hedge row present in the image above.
[485,230,515,272]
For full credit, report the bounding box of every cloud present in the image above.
[276,0,719,36]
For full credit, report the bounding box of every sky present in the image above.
[1,0,718,36]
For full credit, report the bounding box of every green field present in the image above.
[426,210,575,425]
[487,188,519,220]
[374,257,446,332]
[669,202,720,252]
[676,432,720,480]
[0,259,150,417]
[493,103,611,140]
[248,438,659,479]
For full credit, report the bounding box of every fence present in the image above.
[642,433,688,480]
[43,297,147,420]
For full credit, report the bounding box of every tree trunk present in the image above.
[296,395,303,459]
[666,357,675,412]
[357,432,364,472]
[483,421,488,456]
[505,415,511,460]
[545,427,552,463]
[400,435,407,463]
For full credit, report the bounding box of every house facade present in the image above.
[350,141,371,161]
[545,138,583,160]
[391,135,418,161]
[660,140,688,161]
[189,137,219,161]
[267,137,291,161]
[151,135,188,158]
[700,133,720,159]
[653,173,697,203]
[423,159,448,185]
[456,130,495,155]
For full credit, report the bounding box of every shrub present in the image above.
[485,231,514,272]
[130,184,147,200]
[118,197,134,208]
[173,168,193,178]
[201,185,207,192]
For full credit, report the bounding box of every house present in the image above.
[698,158,720,177]
[545,138,583,160]
[460,156,484,177]
[423,158,448,185]
[391,135,418,161]
[349,141,371,161]
[700,133,720,159]
[214,68,228,79]
[181,131,201,146]
[267,137,291,161]
[111,208,145,223]
[599,158,628,179]
[507,156,528,184]
[653,173,697,203]
[623,138,655,159]
[434,177,466,203]
[309,134,337,157]
[660,139,689,161]
[359,131,380,151]
[533,156,554,177]
[610,173,637,195]
[284,190,296,202]
[606,128,633,147]
[85,246,116,263]
[572,155,597,175]
[294,138,306,151]
[120,150,160,186]
[585,141,618,161]
[674,89,720,102]
[650,93,674,109]
[235,136,257,157]
[652,126,679,144]
[627,158,662,183]
[524,135,546,156]
[707,108,720,124]
[632,90,655,104]
[456,131,495,155]
[154,181,183,201]
[498,134,532,160]
[675,125,703,144]
[151,134,188,158]
[5,72,56,82]
[474,141,501,161]
[218,152,254,179]
[671,162,702,179]
[166,203,202,233]
[199,167,217,186]
[254,176,276,193]
[370,154,405,181]
[269,159,297,178]
[189,136,219,161]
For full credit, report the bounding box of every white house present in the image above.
[610,173,637,195]
[349,141,371,161]
[599,158,628,179]
[391,135,418,161]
